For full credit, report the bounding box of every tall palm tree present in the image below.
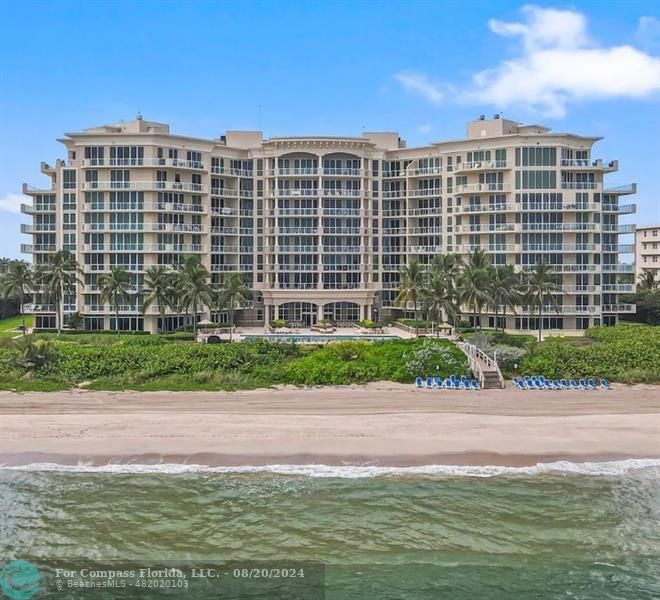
[0,260,34,335]
[421,272,458,327]
[526,262,562,342]
[637,270,658,292]
[215,272,251,341]
[489,264,521,332]
[142,265,174,333]
[98,267,133,335]
[459,263,492,330]
[179,256,212,336]
[36,250,83,334]
[467,248,490,270]
[395,259,425,336]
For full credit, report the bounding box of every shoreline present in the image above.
[1,384,659,468]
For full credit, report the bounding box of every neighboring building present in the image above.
[635,225,660,281]
[21,114,636,333]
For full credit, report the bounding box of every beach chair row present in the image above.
[416,374,480,390]
[513,376,612,390]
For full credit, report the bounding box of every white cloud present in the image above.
[394,5,660,118]
[637,16,660,51]
[394,72,444,105]
[418,124,432,134]
[0,193,24,214]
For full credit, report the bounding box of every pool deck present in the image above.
[196,325,417,343]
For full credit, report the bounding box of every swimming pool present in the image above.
[242,334,401,343]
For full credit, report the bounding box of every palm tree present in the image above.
[0,260,34,335]
[459,263,492,330]
[395,259,425,336]
[637,270,658,292]
[489,264,521,332]
[98,268,133,335]
[421,272,458,327]
[36,250,83,334]
[142,266,174,333]
[215,272,251,341]
[526,262,562,342]
[179,256,212,336]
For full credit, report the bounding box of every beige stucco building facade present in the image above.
[635,225,660,281]
[21,115,636,333]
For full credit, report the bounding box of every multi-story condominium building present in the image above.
[21,114,636,333]
[635,225,660,281]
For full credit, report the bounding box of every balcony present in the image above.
[229,168,253,177]
[24,304,56,313]
[22,183,54,195]
[209,226,238,234]
[211,188,239,197]
[408,227,443,235]
[522,223,597,232]
[322,168,362,177]
[275,246,319,254]
[20,243,33,253]
[407,207,443,217]
[153,223,205,233]
[408,245,442,253]
[322,227,364,235]
[455,223,516,233]
[268,264,318,272]
[457,203,515,213]
[602,304,636,313]
[458,244,516,253]
[560,159,618,172]
[409,188,442,198]
[80,158,205,170]
[604,184,636,195]
[322,264,364,272]
[516,305,599,315]
[382,190,406,199]
[602,244,634,253]
[32,244,57,252]
[603,223,636,233]
[407,166,442,176]
[21,223,56,233]
[272,168,319,176]
[322,189,362,198]
[560,182,601,190]
[601,284,634,293]
[455,183,510,194]
[271,189,319,198]
[522,244,597,252]
[528,264,597,273]
[321,246,365,253]
[453,160,510,173]
[147,202,205,214]
[210,265,240,272]
[273,208,319,217]
[211,206,239,216]
[602,203,636,214]
[142,244,205,253]
[561,285,598,293]
[81,181,207,193]
[268,227,318,235]
[602,264,635,273]
[322,208,363,217]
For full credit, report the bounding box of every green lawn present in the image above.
[0,314,33,337]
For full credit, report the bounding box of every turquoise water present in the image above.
[242,334,400,343]
[2,462,660,599]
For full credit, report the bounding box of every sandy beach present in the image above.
[1,383,659,467]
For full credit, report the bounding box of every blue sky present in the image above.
[1,0,658,259]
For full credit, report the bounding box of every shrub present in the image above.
[270,319,288,329]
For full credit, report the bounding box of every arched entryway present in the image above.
[278,302,318,327]
[323,301,360,323]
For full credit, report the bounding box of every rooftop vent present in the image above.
[136,112,143,121]
[479,115,485,120]
[494,113,500,119]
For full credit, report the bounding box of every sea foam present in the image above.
[2,459,660,478]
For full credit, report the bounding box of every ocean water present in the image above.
[1,461,660,599]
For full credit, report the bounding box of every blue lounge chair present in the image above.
[513,377,526,390]
[444,377,452,389]
[470,379,479,391]
[425,377,434,389]
[415,376,423,388]
[569,379,579,389]
[552,380,562,390]
[578,378,588,389]
[541,377,553,390]
[560,379,569,389]
[433,376,443,389]
[600,379,612,390]
[586,378,598,390]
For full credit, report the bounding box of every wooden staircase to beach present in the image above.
[455,341,504,389]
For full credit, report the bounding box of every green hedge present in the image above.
[520,324,660,383]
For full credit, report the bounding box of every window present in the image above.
[516,170,557,190]
[515,147,557,166]
[63,170,77,189]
